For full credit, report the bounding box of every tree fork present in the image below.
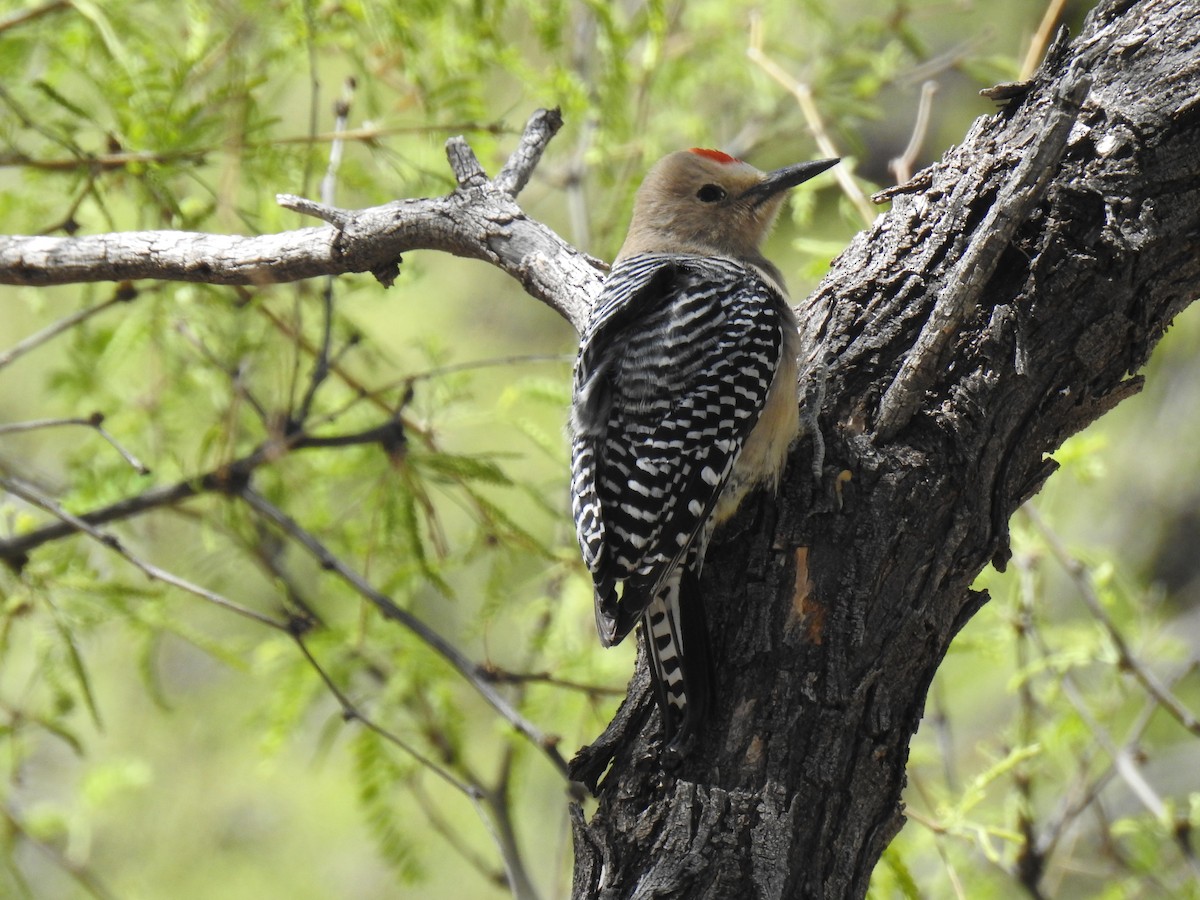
[569,0,1200,897]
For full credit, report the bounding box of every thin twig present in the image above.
[1024,505,1200,736]
[493,107,563,199]
[0,414,149,474]
[3,474,512,824]
[0,148,209,173]
[1036,692,1158,861]
[255,302,417,425]
[237,486,570,778]
[0,419,406,565]
[747,13,875,226]
[927,680,959,793]
[405,352,573,386]
[0,295,130,370]
[8,467,508,814]
[1023,600,1169,823]
[0,0,70,34]
[410,781,508,886]
[486,743,542,900]
[475,605,565,900]
[1014,554,1047,899]
[1025,606,1200,884]
[477,664,623,697]
[299,0,321,203]
[90,420,151,475]
[242,524,325,628]
[273,193,352,226]
[0,83,82,162]
[291,634,483,799]
[1021,0,1071,80]
[1,124,512,173]
[897,788,969,900]
[0,474,287,631]
[890,81,939,185]
[898,36,990,87]
[173,319,270,426]
[563,117,595,250]
[306,351,570,434]
[296,80,357,427]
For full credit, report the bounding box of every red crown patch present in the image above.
[688,148,740,165]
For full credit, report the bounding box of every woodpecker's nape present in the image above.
[570,147,836,757]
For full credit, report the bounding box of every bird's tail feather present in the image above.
[643,560,712,752]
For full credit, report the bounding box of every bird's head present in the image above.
[616,148,838,264]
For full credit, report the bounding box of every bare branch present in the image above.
[446,137,490,189]
[296,82,356,428]
[495,107,564,198]
[174,319,272,425]
[1027,606,1170,823]
[4,469,539,887]
[477,663,624,698]
[0,226,347,285]
[0,420,404,566]
[0,0,69,35]
[410,782,509,887]
[0,110,603,331]
[2,462,570,781]
[1021,0,1072,80]
[889,81,939,186]
[275,194,352,227]
[0,123,511,173]
[0,800,118,900]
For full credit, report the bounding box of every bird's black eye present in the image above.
[696,184,727,203]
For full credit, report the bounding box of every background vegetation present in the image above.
[1,0,1196,897]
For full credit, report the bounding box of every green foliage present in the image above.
[1,0,1197,898]
[353,728,424,884]
[886,423,1200,897]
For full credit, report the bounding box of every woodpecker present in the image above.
[570,148,837,751]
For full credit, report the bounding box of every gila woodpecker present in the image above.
[570,148,837,752]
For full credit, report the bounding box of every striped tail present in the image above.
[643,555,712,752]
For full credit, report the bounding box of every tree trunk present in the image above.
[568,0,1200,896]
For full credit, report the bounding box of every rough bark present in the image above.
[568,1,1200,897]
[2,0,1197,897]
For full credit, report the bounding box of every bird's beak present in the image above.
[740,158,839,205]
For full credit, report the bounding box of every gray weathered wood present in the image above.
[0,108,603,333]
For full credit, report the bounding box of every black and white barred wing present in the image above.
[569,254,785,645]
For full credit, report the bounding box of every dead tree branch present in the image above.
[0,108,603,332]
